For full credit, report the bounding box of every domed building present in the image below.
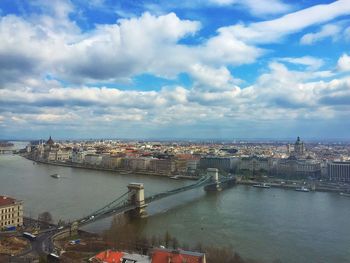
[294,136,305,156]
[46,136,54,146]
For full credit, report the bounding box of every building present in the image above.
[72,148,86,164]
[149,159,176,175]
[124,157,151,171]
[276,156,321,178]
[187,159,200,174]
[0,196,23,230]
[288,136,305,158]
[84,154,103,166]
[239,156,270,172]
[101,155,124,169]
[199,157,232,172]
[151,248,206,263]
[90,250,150,263]
[294,136,305,156]
[328,161,350,182]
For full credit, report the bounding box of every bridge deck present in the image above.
[77,175,229,226]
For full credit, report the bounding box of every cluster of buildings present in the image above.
[25,136,350,182]
[90,248,206,263]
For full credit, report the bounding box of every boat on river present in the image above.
[339,192,350,197]
[253,183,270,188]
[295,186,310,192]
[50,174,60,179]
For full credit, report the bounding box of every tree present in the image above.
[38,255,48,263]
[151,235,158,247]
[205,246,247,263]
[58,219,66,226]
[38,211,53,224]
[164,231,171,248]
[103,214,138,251]
[171,237,179,249]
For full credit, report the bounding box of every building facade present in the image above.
[276,156,321,178]
[199,157,232,172]
[328,162,350,182]
[84,154,103,166]
[0,196,23,230]
[239,156,270,172]
[149,159,176,175]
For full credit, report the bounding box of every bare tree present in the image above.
[103,214,138,251]
[164,231,171,248]
[38,211,53,224]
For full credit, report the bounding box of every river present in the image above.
[1,153,350,263]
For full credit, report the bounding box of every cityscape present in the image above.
[1,136,350,262]
[1,0,350,262]
[21,136,350,184]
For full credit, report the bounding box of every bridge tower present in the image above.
[206,168,222,191]
[127,183,148,219]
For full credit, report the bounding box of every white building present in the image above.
[84,154,103,166]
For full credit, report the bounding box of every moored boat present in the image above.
[295,186,310,192]
[253,183,270,188]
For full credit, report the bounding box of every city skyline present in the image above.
[1,0,350,139]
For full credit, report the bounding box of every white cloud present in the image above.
[241,0,292,16]
[300,24,341,45]
[220,0,350,44]
[0,0,349,90]
[0,10,261,88]
[337,53,350,72]
[1,63,349,130]
[1,1,350,138]
[278,56,324,70]
[189,64,241,90]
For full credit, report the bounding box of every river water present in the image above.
[1,153,350,263]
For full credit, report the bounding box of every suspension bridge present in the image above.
[76,169,235,227]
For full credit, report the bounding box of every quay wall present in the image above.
[23,155,199,180]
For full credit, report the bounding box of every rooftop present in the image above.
[0,196,19,207]
[151,248,206,263]
[90,250,150,263]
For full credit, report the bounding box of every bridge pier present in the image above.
[126,183,148,219]
[206,168,222,191]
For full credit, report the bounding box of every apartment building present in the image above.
[0,196,23,229]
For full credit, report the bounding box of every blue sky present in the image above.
[0,0,350,140]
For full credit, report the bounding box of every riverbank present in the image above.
[237,178,348,194]
[23,155,199,181]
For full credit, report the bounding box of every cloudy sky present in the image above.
[0,0,350,140]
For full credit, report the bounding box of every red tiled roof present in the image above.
[152,248,205,263]
[93,250,124,263]
[0,196,16,207]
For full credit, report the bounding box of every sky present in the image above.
[0,0,350,140]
